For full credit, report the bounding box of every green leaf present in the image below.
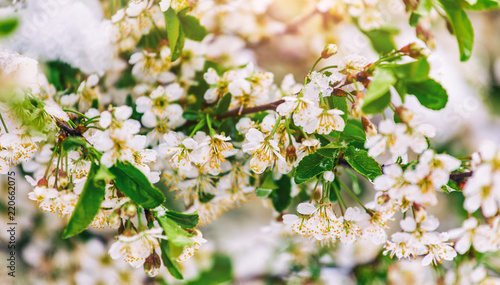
[199,191,215,203]
[156,214,194,250]
[415,0,434,16]
[328,179,341,202]
[340,119,366,145]
[164,7,180,60]
[109,161,165,209]
[329,96,348,121]
[259,171,279,190]
[215,93,232,115]
[270,175,292,212]
[62,137,88,151]
[362,67,396,114]
[171,28,185,62]
[438,0,474,61]
[314,133,331,146]
[344,146,382,180]
[362,28,398,54]
[160,239,184,280]
[390,57,430,83]
[462,0,499,10]
[316,142,344,158]
[165,210,199,229]
[294,153,334,184]
[62,163,109,238]
[179,14,207,41]
[0,17,18,37]
[406,79,448,110]
[182,110,200,120]
[256,188,273,198]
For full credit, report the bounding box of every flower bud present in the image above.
[58,170,69,188]
[37,177,48,187]
[362,116,377,138]
[144,252,162,277]
[286,144,297,164]
[395,106,414,124]
[321,44,338,59]
[400,42,431,58]
[124,203,137,218]
[107,210,122,228]
[323,171,335,182]
[413,203,427,223]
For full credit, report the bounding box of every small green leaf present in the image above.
[329,96,348,121]
[259,171,279,190]
[109,161,165,209]
[362,68,396,114]
[415,0,434,16]
[215,93,232,115]
[407,79,448,110]
[199,191,215,203]
[294,153,334,184]
[316,142,344,158]
[256,188,273,198]
[155,214,194,249]
[314,133,331,146]
[344,146,382,180]
[270,175,292,212]
[340,119,366,144]
[438,0,474,61]
[0,17,18,37]
[62,163,109,238]
[62,137,88,151]
[182,110,199,120]
[179,14,207,41]
[171,28,185,62]
[165,210,199,229]
[391,57,430,83]
[328,179,341,202]
[362,28,398,54]
[164,7,180,60]
[160,239,184,280]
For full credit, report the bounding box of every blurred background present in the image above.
[1,0,500,284]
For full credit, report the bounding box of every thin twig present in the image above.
[216,99,285,120]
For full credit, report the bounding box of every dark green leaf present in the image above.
[182,110,199,120]
[186,255,233,285]
[438,0,474,61]
[109,161,165,209]
[407,79,448,110]
[328,179,341,202]
[199,191,215,203]
[62,137,88,151]
[0,17,18,37]
[62,163,110,238]
[270,175,292,212]
[179,14,207,41]
[165,210,199,229]
[344,146,382,180]
[294,153,334,184]
[362,68,396,114]
[215,93,232,114]
[160,239,184,280]
[329,96,348,121]
[164,7,180,60]
[316,142,344,158]
[314,133,331,146]
[340,119,366,144]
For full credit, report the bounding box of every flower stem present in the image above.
[63,109,90,120]
[337,178,372,214]
[0,113,8,133]
[317,65,338,73]
[309,57,322,74]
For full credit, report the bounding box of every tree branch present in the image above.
[216,99,285,120]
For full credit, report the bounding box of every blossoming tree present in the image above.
[1,0,500,283]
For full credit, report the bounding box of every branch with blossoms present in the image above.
[2,0,500,283]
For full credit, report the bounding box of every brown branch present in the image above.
[216,99,285,120]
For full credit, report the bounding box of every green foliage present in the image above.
[407,79,448,110]
[294,153,335,184]
[164,7,207,62]
[340,119,366,149]
[109,161,165,209]
[45,61,82,91]
[462,0,499,10]
[160,239,184,280]
[270,175,292,212]
[361,67,395,114]
[215,93,232,114]
[165,210,199,228]
[343,146,382,180]
[316,141,344,158]
[438,0,474,62]
[62,163,112,238]
[0,17,18,37]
